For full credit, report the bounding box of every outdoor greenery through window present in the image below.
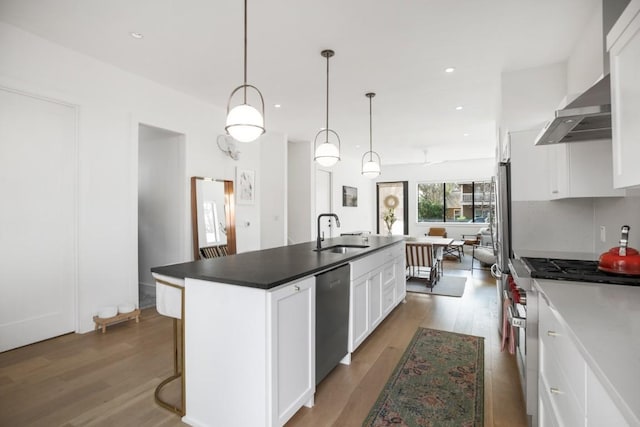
[417,181,493,223]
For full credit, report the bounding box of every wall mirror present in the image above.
[191,176,236,259]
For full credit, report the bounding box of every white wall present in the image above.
[319,155,377,237]
[501,61,567,133]
[0,22,269,332]
[260,132,288,249]
[287,141,313,244]
[375,158,495,239]
[138,125,185,308]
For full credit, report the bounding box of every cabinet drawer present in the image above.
[351,243,402,280]
[382,262,396,288]
[539,298,586,405]
[539,353,584,427]
[586,367,629,427]
[382,286,395,315]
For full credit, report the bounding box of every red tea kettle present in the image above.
[598,225,640,276]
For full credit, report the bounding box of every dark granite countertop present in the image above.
[151,235,405,290]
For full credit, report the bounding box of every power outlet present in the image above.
[600,226,606,243]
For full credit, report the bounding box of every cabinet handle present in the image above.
[550,387,563,395]
[294,285,300,292]
[547,330,559,337]
[552,190,559,194]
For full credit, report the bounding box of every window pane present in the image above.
[417,183,444,222]
[445,182,468,222]
[473,181,493,223]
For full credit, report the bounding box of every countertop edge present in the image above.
[151,236,405,290]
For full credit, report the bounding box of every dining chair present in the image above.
[427,227,447,238]
[405,242,439,290]
[199,244,229,259]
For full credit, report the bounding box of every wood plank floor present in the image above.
[0,258,527,426]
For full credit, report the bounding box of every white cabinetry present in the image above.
[608,0,640,188]
[268,277,315,426]
[538,291,629,427]
[184,276,315,427]
[348,242,405,353]
[547,140,625,199]
[510,129,552,201]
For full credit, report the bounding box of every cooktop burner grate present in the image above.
[521,257,640,286]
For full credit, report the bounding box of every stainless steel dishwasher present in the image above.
[315,263,350,385]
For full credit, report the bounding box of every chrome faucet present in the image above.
[317,213,341,249]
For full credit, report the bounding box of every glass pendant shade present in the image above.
[226,102,264,142]
[362,158,381,178]
[315,141,340,167]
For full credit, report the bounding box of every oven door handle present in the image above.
[507,305,526,328]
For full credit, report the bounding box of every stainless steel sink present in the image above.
[314,244,369,253]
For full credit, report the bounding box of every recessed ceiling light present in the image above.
[445,67,456,73]
[463,133,470,137]
[274,104,281,108]
[455,106,463,111]
[130,32,144,39]
[355,144,361,149]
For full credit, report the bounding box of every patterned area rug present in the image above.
[363,328,484,427]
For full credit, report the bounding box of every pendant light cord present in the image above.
[243,0,248,104]
[325,53,329,140]
[369,95,373,161]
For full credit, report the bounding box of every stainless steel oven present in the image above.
[507,258,537,427]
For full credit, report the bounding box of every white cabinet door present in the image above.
[349,275,369,352]
[269,277,315,426]
[586,367,629,427]
[548,140,624,199]
[510,129,553,201]
[608,0,640,188]
[368,269,383,329]
[395,257,406,304]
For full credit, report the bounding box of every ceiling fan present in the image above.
[421,149,445,166]
[217,134,240,160]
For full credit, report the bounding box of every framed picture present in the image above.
[236,168,255,205]
[342,185,358,207]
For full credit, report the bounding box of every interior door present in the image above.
[0,88,76,352]
[315,169,333,239]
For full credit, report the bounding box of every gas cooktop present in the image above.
[521,257,640,286]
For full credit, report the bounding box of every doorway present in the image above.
[376,182,409,235]
[137,124,185,309]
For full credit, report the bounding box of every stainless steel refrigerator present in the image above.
[494,161,512,335]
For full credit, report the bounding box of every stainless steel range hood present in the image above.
[534,0,630,146]
[534,75,611,145]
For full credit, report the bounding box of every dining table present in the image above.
[407,236,454,274]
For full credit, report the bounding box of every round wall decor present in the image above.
[384,194,399,209]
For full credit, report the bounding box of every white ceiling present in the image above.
[0,0,598,165]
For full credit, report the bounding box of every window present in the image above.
[417,180,493,223]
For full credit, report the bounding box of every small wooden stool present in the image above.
[93,309,141,334]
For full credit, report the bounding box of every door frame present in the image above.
[376,181,409,235]
[0,85,80,338]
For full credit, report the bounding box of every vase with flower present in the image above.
[383,207,397,235]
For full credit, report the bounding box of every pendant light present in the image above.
[225,0,265,143]
[314,49,341,167]
[361,92,381,178]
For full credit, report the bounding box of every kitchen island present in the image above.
[151,235,406,427]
